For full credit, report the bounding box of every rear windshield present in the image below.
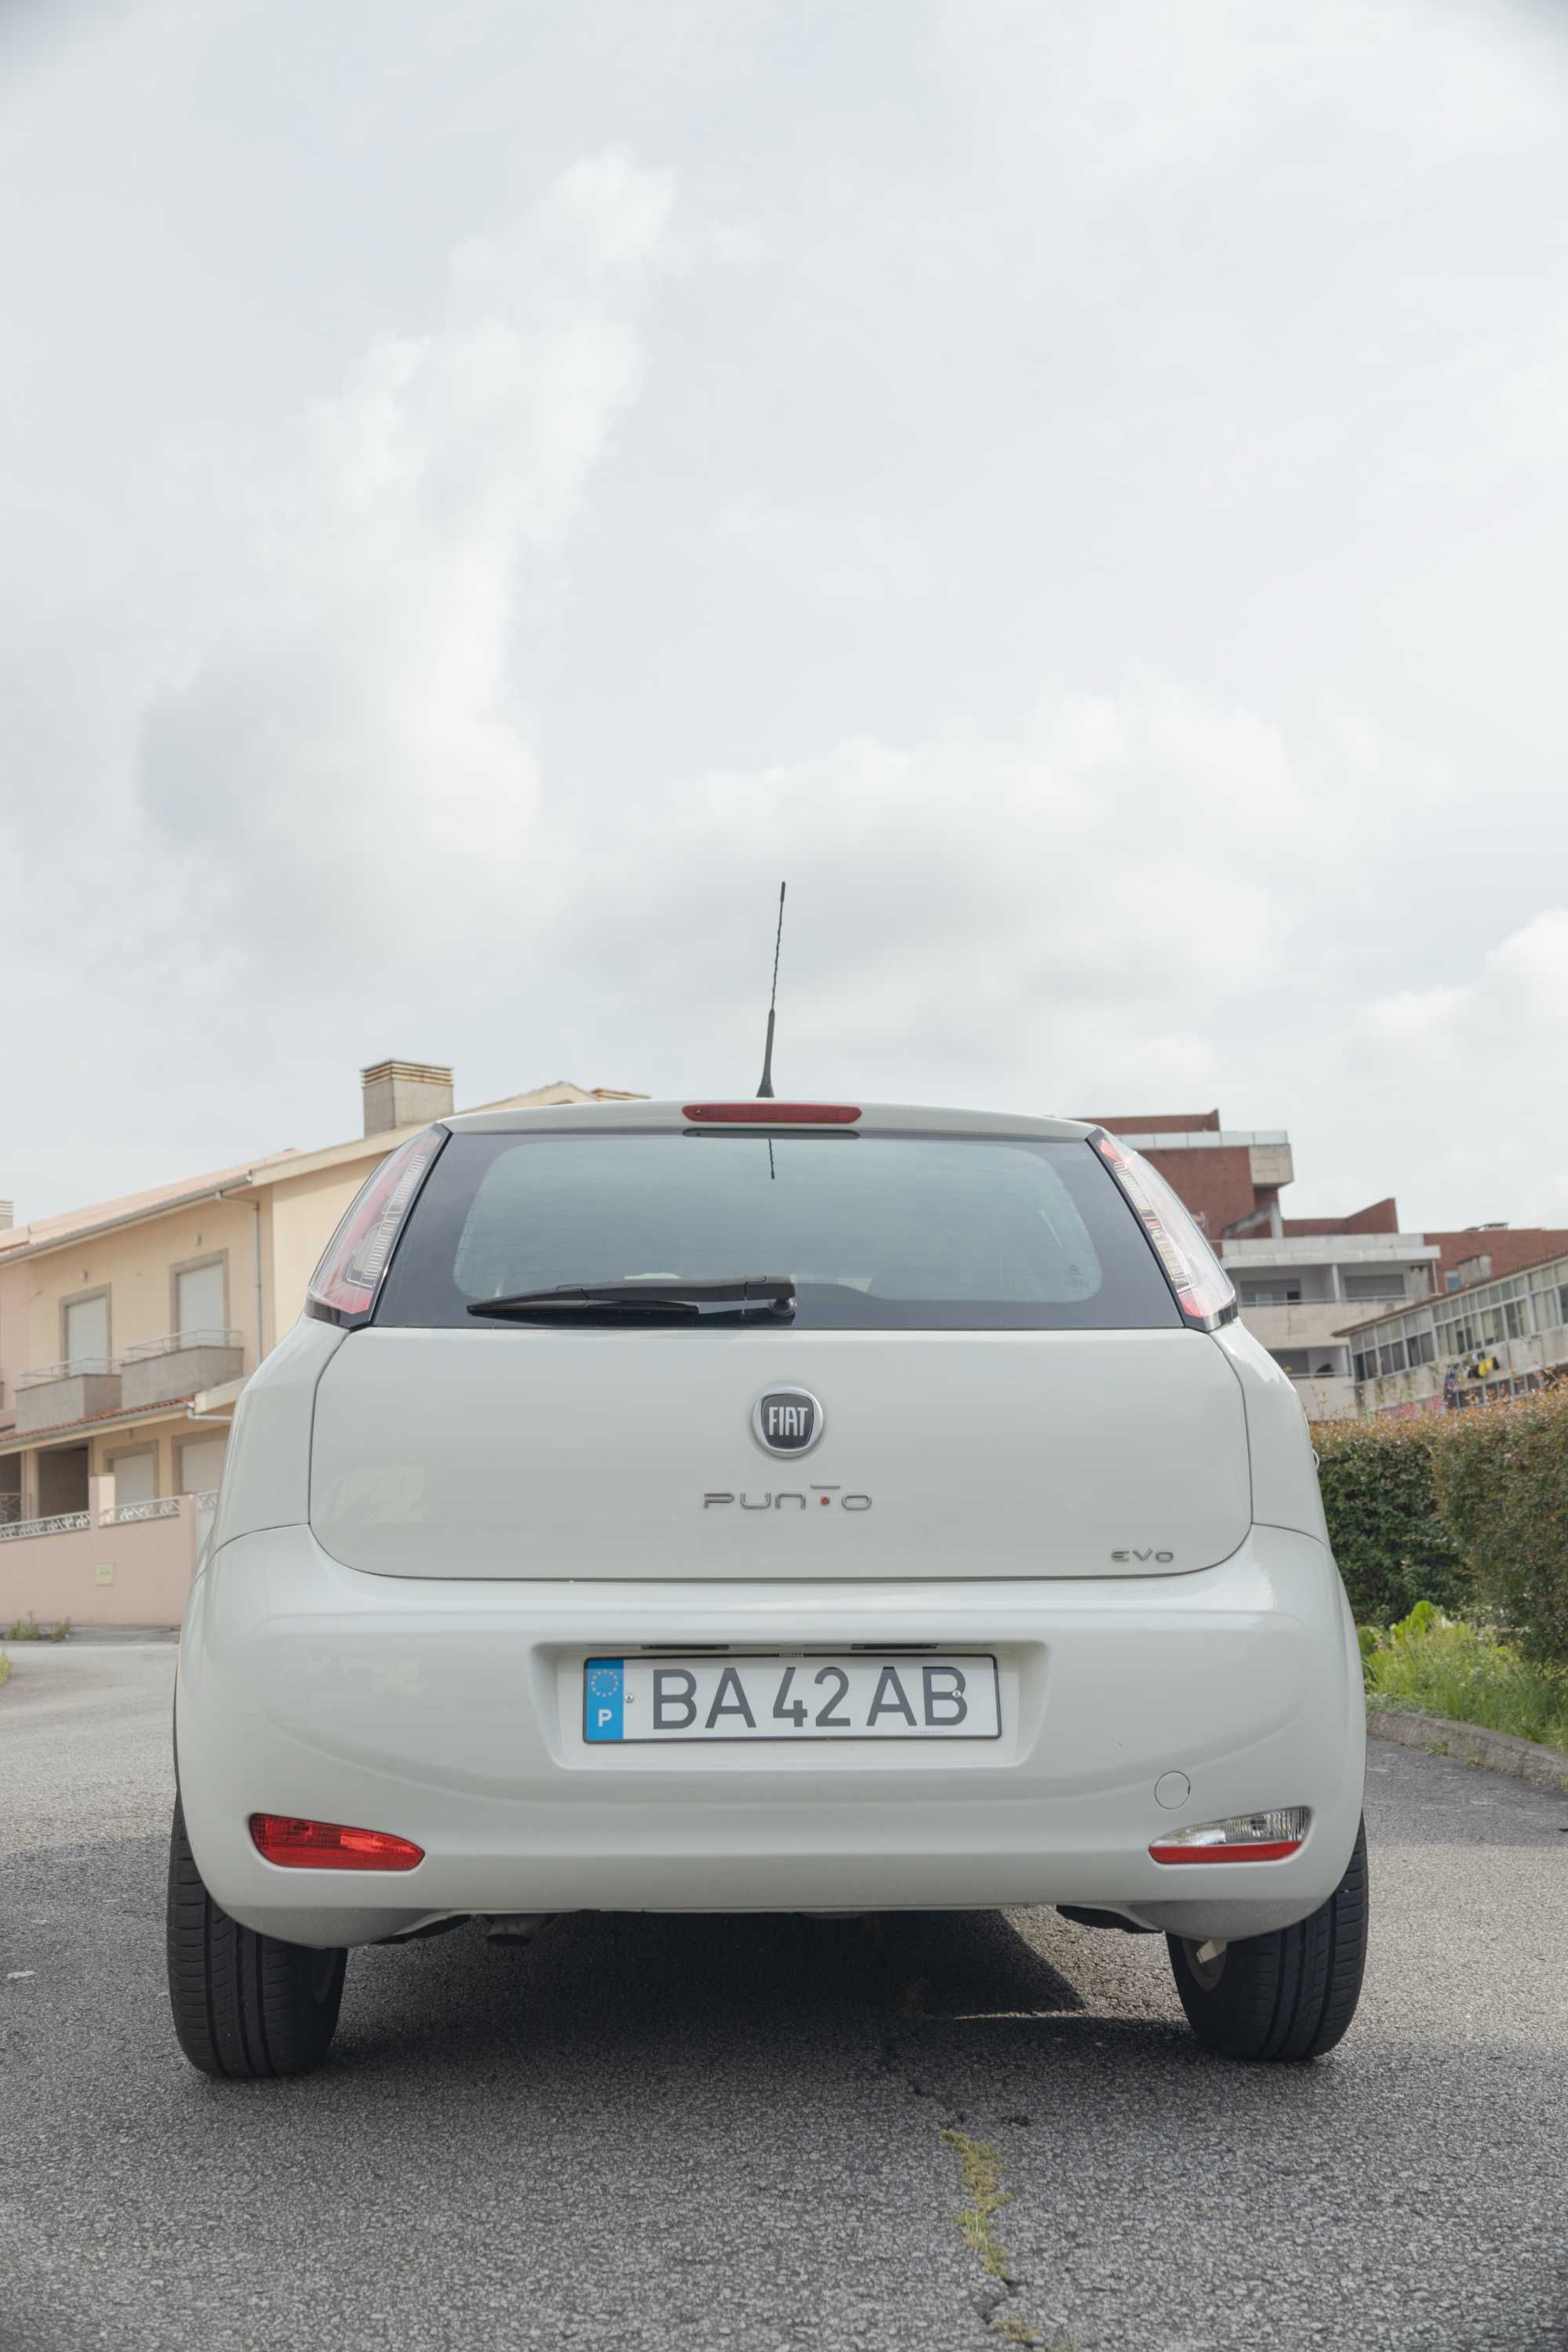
[375,1131,1181,1332]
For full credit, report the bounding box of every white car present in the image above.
[169,1098,1367,2078]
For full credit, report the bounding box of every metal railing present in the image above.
[18,1357,116,1388]
[1112,1130,1290,1151]
[0,1492,209,1541]
[0,1509,92,1543]
[121,1328,241,1362]
[17,1332,241,1388]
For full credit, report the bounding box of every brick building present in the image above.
[1080,1109,1567,1420]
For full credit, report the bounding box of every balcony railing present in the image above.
[0,1492,213,1542]
[0,1509,92,1543]
[19,1333,241,1387]
[1112,1130,1290,1150]
[18,1356,114,1388]
[120,1328,241,1362]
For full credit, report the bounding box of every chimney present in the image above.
[0,1201,13,1231]
[361,1060,455,1138]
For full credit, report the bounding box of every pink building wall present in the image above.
[0,1494,201,1628]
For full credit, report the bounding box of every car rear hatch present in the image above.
[309,1323,1248,1579]
[305,1107,1253,1581]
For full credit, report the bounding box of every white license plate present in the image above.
[582,1653,1000,1744]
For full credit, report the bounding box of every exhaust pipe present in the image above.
[481,1913,556,1946]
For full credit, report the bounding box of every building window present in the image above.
[176,1432,229,1496]
[172,1258,227,1345]
[1344,1272,1406,1301]
[1504,1299,1525,1339]
[62,1291,111,1373]
[106,1449,156,1506]
[1408,1330,1436,1367]
[1240,1283,1302,1305]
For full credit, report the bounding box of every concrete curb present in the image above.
[1367,1703,1568,1793]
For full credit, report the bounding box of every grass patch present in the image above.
[0,1653,9,1688]
[1364,1602,1568,1751]
[2,1614,71,1642]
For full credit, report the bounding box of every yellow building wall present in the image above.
[263,1154,382,1347]
[19,1194,264,1377]
[0,1254,29,1423]
[89,1412,208,1497]
[3,1135,399,1513]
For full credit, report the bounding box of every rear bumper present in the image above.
[176,1526,1366,1947]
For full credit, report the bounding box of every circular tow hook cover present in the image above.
[752,1386,824,1457]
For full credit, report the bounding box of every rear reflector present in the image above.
[250,1815,425,1871]
[683,1102,861,1124]
[1149,1806,1308,1865]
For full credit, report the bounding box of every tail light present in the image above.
[1092,1132,1237,1330]
[684,1102,861,1124]
[305,1125,447,1327]
[250,1815,425,1871]
[1149,1807,1308,1864]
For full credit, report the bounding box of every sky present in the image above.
[3,0,1568,1229]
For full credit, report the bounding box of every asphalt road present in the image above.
[2,1640,1566,2352]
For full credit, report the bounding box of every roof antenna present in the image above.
[756,880,786,1099]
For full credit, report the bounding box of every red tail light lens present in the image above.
[1149,1807,1308,1864]
[250,1815,425,1871]
[306,1125,446,1327]
[1092,1132,1237,1330]
[683,1102,861,1124]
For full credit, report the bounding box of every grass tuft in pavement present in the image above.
[941,2128,1066,2346]
[2,1614,72,1642]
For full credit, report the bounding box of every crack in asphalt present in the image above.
[866,1948,1062,2351]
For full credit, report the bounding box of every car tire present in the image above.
[1167,1817,1369,2063]
[166,1798,348,2079]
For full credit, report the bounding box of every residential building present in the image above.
[1218,1229,1439,1419]
[0,1062,640,1621]
[1084,1110,1568,1419]
[1345,1247,1568,1417]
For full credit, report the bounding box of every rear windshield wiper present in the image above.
[467,1276,796,1322]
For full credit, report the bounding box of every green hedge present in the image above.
[1311,1416,1470,1626]
[1312,1389,1568,1666]
[1432,1392,1568,1668]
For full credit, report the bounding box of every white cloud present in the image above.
[715,498,935,604]
[131,151,677,968]
[1327,916,1568,1225]
[3,0,1568,1239]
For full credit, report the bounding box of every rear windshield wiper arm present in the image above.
[467,1276,797,1322]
